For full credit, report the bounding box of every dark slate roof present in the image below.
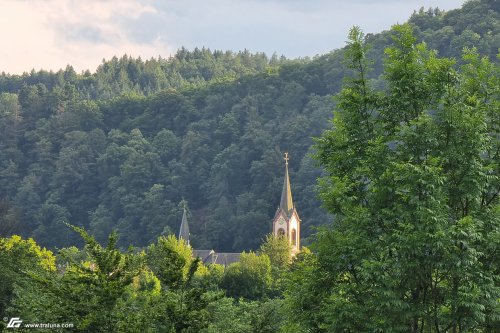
[193,249,241,266]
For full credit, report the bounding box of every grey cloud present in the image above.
[56,0,465,59]
[60,24,117,43]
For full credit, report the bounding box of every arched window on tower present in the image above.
[291,229,297,246]
[277,228,285,237]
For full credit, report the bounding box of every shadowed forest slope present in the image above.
[0,0,498,251]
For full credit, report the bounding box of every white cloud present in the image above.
[0,0,171,74]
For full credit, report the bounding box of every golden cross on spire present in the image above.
[284,152,289,165]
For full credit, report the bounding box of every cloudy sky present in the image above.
[0,0,464,74]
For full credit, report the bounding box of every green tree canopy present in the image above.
[287,24,500,332]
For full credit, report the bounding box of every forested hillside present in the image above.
[0,0,498,252]
[0,1,499,332]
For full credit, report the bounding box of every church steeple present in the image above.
[178,201,190,246]
[280,152,294,217]
[273,152,300,254]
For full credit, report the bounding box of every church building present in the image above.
[179,152,300,263]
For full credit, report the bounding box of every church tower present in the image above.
[272,153,300,253]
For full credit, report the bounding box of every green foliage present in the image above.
[221,252,272,300]
[143,235,227,332]
[203,298,284,333]
[409,0,500,61]
[146,235,195,289]
[112,269,164,333]
[259,233,292,294]
[8,226,143,332]
[0,235,55,319]
[260,233,292,270]
[294,24,500,332]
[4,228,221,333]
[0,198,19,237]
[281,248,324,333]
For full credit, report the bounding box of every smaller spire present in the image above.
[178,200,190,245]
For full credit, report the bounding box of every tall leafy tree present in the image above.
[287,24,500,332]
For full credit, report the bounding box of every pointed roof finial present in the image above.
[179,200,190,246]
[280,152,294,216]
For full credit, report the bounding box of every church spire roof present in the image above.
[280,152,294,217]
[178,201,190,245]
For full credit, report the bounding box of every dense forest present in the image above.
[0,0,499,331]
[0,40,334,252]
[0,0,498,252]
